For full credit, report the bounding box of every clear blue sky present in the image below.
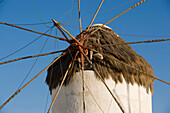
[0,0,170,113]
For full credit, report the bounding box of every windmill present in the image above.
[46,23,154,113]
[0,0,170,113]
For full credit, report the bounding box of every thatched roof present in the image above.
[46,25,155,94]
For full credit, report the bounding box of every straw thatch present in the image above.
[46,25,155,94]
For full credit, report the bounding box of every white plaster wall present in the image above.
[52,70,152,113]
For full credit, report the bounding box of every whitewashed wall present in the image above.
[52,70,152,113]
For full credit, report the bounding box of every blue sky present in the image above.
[0,0,170,113]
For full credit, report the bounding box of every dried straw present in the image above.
[46,25,155,94]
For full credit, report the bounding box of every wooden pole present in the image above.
[47,63,72,113]
[0,22,67,41]
[87,0,104,30]
[0,50,65,65]
[0,54,63,109]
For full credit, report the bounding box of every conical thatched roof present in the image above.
[46,25,155,94]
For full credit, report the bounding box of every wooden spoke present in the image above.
[80,73,105,113]
[80,48,85,113]
[87,0,104,30]
[78,0,82,32]
[0,54,64,109]
[82,0,146,43]
[52,19,75,40]
[81,50,125,113]
[52,19,87,49]
[82,68,86,113]
[0,50,66,65]
[55,25,70,41]
[103,0,146,26]
[96,38,170,47]
[47,62,72,113]
[0,22,67,41]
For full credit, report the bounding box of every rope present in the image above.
[44,30,58,113]
[33,0,51,28]
[99,0,135,14]
[0,27,53,61]
[7,1,78,27]
[65,0,74,26]
[16,28,53,90]
[61,23,80,29]
[44,91,50,113]
[57,3,78,21]
[5,0,133,27]
[15,22,52,26]
[0,54,63,109]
